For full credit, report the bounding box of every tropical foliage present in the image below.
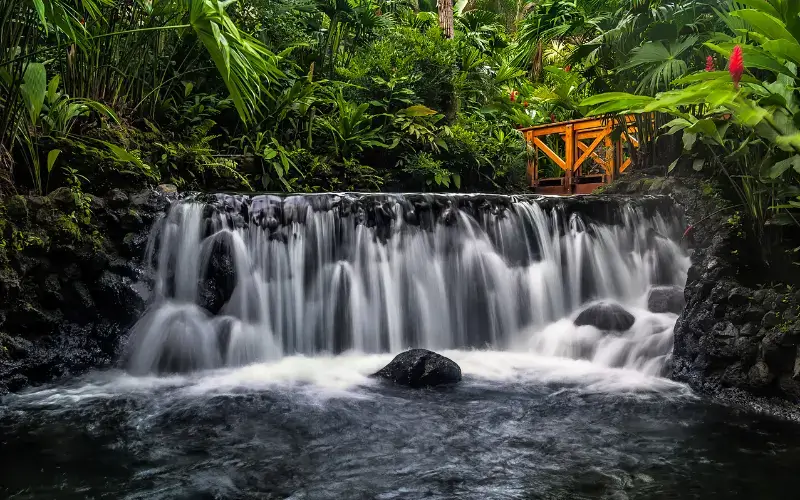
[1,0,547,199]
[576,0,800,258]
[6,0,800,260]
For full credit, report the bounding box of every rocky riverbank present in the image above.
[5,178,800,416]
[602,175,800,415]
[0,187,175,393]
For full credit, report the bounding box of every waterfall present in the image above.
[125,193,690,376]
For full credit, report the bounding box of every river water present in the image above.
[2,194,799,499]
[3,354,800,499]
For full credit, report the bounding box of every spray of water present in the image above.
[125,194,689,377]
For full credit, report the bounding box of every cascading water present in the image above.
[125,193,690,376]
[12,194,800,500]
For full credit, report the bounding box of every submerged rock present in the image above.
[373,349,462,388]
[574,302,635,332]
[647,286,685,314]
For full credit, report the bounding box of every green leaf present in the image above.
[729,100,770,127]
[726,137,751,162]
[686,119,717,136]
[47,74,60,105]
[262,146,278,159]
[581,92,648,106]
[687,119,725,145]
[184,81,194,97]
[776,134,800,151]
[683,132,697,151]
[731,10,798,45]
[762,39,800,66]
[704,42,794,77]
[399,105,437,117]
[189,0,283,123]
[99,141,155,179]
[46,149,61,173]
[20,63,47,125]
[452,173,461,189]
[759,93,788,108]
[672,71,759,85]
[280,152,289,173]
[692,158,705,171]
[84,100,120,124]
[32,0,46,27]
[663,118,693,135]
[667,157,680,173]
[732,0,781,18]
[589,98,653,115]
[768,155,800,178]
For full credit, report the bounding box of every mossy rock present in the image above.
[47,187,77,210]
[5,195,29,224]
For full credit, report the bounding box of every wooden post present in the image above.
[527,132,537,187]
[604,129,613,183]
[564,124,574,194]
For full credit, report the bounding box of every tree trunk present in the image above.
[437,0,454,39]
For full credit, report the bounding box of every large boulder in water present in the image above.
[574,302,635,332]
[373,349,462,388]
[647,286,685,314]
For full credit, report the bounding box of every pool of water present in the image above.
[2,351,800,499]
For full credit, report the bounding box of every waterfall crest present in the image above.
[125,193,690,376]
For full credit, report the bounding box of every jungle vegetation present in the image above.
[3,0,800,254]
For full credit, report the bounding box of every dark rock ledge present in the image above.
[0,185,176,394]
[604,175,800,416]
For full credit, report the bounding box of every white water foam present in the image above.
[124,194,690,379]
[4,195,694,406]
[8,346,692,409]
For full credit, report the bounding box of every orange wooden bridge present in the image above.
[520,115,640,195]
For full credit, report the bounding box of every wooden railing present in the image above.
[519,115,642,195]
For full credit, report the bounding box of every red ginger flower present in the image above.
[523,101,529,108]
[510,90,517,102]
[705,55,714,72]
[729,45,744,89]
[565,64,571,72]
[550,113,556,123]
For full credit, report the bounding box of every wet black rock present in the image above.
[647,286,685,314]
[373,349,462,388]
[197,192,679,237]
[574,302,635,332]
[0,188,173,394]
[108,189,129,208]
[91,271,146,325]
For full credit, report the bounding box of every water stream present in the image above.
[2,193,800,499]
[126,193,688,374]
